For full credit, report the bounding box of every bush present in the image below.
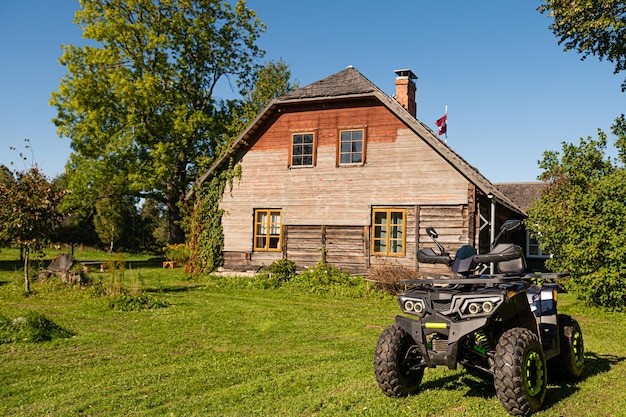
[267,259,297,282]
[368,262,416,295]
[208,260,385,299]
[108,292,169,311]
[254,259,297,288]
[0,311,75,343]
[570,268,626,312]
[79,255,168,311]
[289,261,371,298]
[164,243,190,265]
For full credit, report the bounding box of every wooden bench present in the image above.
[79,261,107,272]
[162,261,175,269]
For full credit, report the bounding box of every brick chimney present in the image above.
[394,69,417,117]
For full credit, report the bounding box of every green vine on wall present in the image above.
[186,159,241,275]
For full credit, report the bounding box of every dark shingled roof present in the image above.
[277,66,378,101]
[495,182,548,212]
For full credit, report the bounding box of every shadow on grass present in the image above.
[416,351,625,408]
[543,351,625,409]
[145,285,198,294]
[419,371,496,397]
[125,258,166,269]
[91,258,165,270]
[0,260,24,272]
[0,256,166,272]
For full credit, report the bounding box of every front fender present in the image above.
[395,315,490,369]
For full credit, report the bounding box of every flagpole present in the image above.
[444,105,448,143]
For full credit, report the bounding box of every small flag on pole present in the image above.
[435,114,447,136]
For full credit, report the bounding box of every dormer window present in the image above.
[291,132,315,167]
[339,128,366,165]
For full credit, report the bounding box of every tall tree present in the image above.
[186,59,297,273]
[0,166,65,292]
[526,115,626,310]
[229,59,299,138]
[51,0,266,244]
[50,173,100,251]
[94,196,134,253]
[539,0,626,91]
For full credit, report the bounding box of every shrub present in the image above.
[0,311,75,343]
[80,255,167,311]
[570,268,626,312]
[164,243,190,265]
[268,259,297,281]
[368,262,416,295]
[108,292,169,311]
[207,260,386,298]
[289,261,371,298]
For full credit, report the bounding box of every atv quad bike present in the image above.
[374,220,584,416]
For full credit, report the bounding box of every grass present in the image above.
[0,248,625,416]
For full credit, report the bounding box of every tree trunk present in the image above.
[167,198,185,244]
[23,248,30,293]
[166,159,187,244]
[109,225,115,253]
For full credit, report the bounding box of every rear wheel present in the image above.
[550,314,584,380]
[374,323,424,397]
[494,327,547,416]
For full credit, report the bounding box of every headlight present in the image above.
[468,302,481,314]
[459,296,502,318]
[399,297,426,316]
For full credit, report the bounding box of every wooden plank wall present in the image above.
[223,204,470,276]
[284,225,367,274]
[325,226,367,274]
[416,205,469,277]
[284,225,324,269]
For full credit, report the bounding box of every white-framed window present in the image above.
[526,230,549,258]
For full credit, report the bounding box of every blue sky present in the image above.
[0,0,623,182]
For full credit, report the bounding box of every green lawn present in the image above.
[0,248,624,416]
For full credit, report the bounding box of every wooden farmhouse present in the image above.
[192,66,530,275]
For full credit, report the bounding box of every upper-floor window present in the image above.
[372,208,406,256]
[254,209,282,252]
[291,132,315,167]
[339,129,365,165]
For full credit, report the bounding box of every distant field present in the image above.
[0,248,624,416]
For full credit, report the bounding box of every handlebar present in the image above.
[417,244,522,266]
[471,243,522,264]
[416,248,451,265]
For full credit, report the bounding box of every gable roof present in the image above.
[495,182,547,212]
[188,67,525,216]
[278,66,379,100]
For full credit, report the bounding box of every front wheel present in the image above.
[494,327,547,416]
[374,323,424,397]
